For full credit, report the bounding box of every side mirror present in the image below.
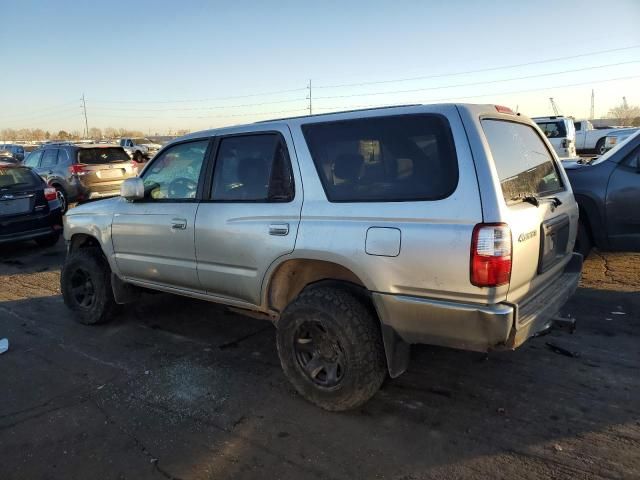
[121,178,144,201]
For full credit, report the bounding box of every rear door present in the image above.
[76,147,136,186]
[194,128,302,306]
[34,148,59,183]
[111,139,211,290]
[0,167,50,236]
[605,147,640,251]
[480,118,579,304]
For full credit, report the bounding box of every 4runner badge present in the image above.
[518,230,537,242]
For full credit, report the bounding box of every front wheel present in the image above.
[61,247,119,325]
[276,287,387,411]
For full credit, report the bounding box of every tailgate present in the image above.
[80,161,135,184]
[480,118,579,306]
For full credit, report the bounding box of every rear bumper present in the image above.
[373,253,583,353]
[0,208,63,244]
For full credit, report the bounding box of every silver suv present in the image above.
[61,104,582,411]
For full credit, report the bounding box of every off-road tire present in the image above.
[277,286,387,411]
[35,233,60,248]
[61,247,119,325]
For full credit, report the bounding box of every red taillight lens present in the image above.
[44,187,57,201]
[69,163,87,175]
[470,223,512,287]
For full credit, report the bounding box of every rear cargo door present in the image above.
[481,119,578,306]
[76,147,136,186]
[0,167,49,234]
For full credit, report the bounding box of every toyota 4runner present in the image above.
[61,104,582,411]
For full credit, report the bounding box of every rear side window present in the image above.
[0,167,40,190]
[211,134,294,202]
[78,147,130,164]
[302,114,458,202]
[23,150,43,168]
[536,121,567,138]
[482,120,564,204]
[40,149,59,168]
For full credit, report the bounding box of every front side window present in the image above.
[23,150,43,168]
[211,134,294,202]
[302,114,458,202]
[482,120,564,204]
[40,149,59,168]
[141,140,209,200]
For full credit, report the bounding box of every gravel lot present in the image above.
[0,241,638,480]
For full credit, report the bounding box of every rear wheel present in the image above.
[61,247,119,325]
[133,151,143,162]
[35,233,60,248]
[276,286,387,411]
[53,185,68,213]
[595,138,606,156]
[575,219,592,258]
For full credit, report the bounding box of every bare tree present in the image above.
[88,127,103,140]
[608,101,640,126]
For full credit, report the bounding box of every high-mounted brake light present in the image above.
[495,105,514,114]
[44,187,58,201]
[470,223,512,287]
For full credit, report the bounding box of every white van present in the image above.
[532,116,577,159]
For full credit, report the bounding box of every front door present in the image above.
[606,146,640,251]
[111,139,211,290]
[195,129,302,306]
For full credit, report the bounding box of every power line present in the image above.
[93,108,308,120]
[315,44,640,89]
[314,60,640,100]
[91,86,308,105]
[313,74,640,112]
[89,97,304,112]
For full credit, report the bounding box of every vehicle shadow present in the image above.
[0,285,638,479]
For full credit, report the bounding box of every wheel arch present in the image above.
[574,193,608,249]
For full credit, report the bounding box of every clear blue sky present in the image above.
[1,0,639,134]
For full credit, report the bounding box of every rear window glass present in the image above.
[482,120,564,204]
[0,167,40,190]
[78,147,130,164]
[535,121,567,138]
[302,114,458,202]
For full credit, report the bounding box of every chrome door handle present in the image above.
[269,223,289,236]
[171,218,187,230]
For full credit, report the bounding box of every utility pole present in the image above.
[590,90,595,120]
[549,97,559,116]
[81,93,89,138]
[307,79,312,115]
[623,96,629,109]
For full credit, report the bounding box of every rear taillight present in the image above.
[470,223,512,287]
[495,105,514,114]
[44,187,57,201]
[69,163,88,175]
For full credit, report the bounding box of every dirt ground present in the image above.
[0,241,638,480]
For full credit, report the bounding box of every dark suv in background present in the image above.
[23,143,137,212]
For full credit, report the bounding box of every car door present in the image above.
[111,138,212,290]
[194,128,302,306]
[34,148,59,182]
[605,146,640,251]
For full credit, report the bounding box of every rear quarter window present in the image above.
[302,114,458,202]
[482,119,564,204]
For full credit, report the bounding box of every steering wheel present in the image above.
[168,177,197,198]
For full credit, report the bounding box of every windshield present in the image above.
[482,119,564,204]
[0,167,40,190]
[591,130,640,166]
[77,147,130,164]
